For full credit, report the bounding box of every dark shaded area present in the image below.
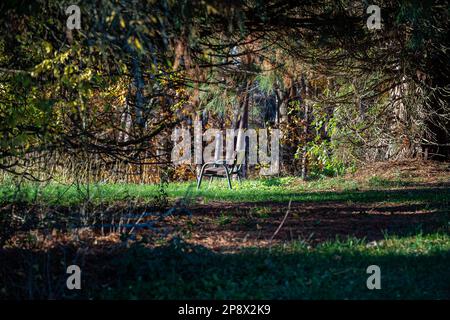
[1,239,449,299]
[186,203,448,245]
[176,186,449,247]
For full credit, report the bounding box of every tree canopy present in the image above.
[0,0,448,180]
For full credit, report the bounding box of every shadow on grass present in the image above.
[1,237,449,300]
[188,205,449,246]
[186,186,449,246]
[193,185,450,207]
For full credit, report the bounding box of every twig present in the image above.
[269,200,292,245]
[128,210,147,234]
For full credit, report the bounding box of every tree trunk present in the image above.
[301,101,309,180]
[301,77,309,180]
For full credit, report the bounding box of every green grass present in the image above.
[87,234,450,299]
[3,233,449,299]
[1,176,449,206]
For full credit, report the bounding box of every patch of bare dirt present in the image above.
[5,196,446,253]
[172,200,447,251]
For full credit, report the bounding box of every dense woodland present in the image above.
[1,0,449,183]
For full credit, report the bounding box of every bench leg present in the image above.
[225,170,232,189]
[196,175,203,189]
[197,166,207,189]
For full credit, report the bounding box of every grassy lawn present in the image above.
[1,175,449,205]
[96,234,450,299]
[3,233,449,299]
[1,168,449,299]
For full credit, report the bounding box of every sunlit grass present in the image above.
[0,175,449,206]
